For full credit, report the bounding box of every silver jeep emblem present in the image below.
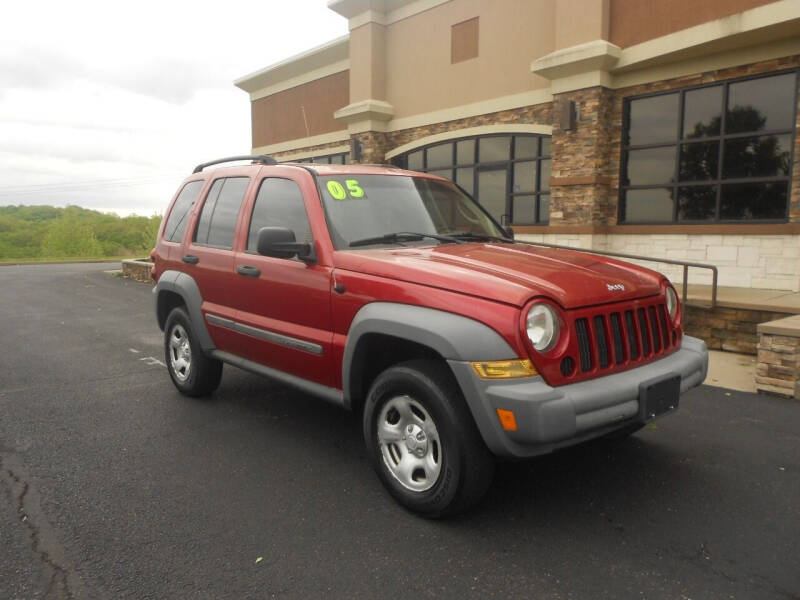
[606,283,626,291]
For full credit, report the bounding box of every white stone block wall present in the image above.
[516,234,800,291]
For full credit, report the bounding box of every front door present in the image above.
[230,175,334,388]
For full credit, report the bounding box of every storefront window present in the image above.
[620,71,797,223]
[390,134,552,224]
[291,152,350,165]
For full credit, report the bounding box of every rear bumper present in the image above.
[449,336,708,458]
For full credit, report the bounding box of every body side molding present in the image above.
[212,350,345,407]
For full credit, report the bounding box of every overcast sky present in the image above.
[0,0,348,216]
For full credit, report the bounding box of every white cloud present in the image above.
[0,0,349,216]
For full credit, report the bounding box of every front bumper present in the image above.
[449,336,708,458]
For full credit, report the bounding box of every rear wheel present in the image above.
[164,307,222,397]
[363,359,494,517]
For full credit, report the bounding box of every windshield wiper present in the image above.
[349,231,465,248]
[450,231,514,243]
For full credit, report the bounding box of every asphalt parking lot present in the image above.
[1,262,798,599]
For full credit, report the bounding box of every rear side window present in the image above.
[193,177,250,249]
[247,178,312,252]
[163,180,204,243]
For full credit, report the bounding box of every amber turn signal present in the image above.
[471,359,537,379]
[496,409,518,431]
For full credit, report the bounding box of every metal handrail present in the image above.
[515,240,718,309]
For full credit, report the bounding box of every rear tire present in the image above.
[164,307,222,397]
[363,359,494,518]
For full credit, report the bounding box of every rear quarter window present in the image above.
[163,180,204,243]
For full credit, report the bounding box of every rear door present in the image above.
[230,172,334,387]
[182,173,254,352]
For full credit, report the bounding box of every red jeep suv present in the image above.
[151,155,708,517]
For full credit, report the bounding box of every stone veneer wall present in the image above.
[686,305,791,355]
[756,326,800,397]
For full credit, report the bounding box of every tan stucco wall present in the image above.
[349,22,386,102]
[377,0,555,119]
[555,0,609,50]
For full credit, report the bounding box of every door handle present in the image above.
[237,265,261,278]
[182,254,199,265]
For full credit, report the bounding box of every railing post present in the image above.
[711,267,718,309]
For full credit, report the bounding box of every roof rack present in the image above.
[192,155,278,174]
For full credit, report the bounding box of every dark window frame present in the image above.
[619,68,799,225]
[390,133,552,225]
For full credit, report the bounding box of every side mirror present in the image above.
[257,227,315,262]
[504,227,515,240]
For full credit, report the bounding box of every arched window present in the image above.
[390,133,551,224]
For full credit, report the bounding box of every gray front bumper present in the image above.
[449,336,708,458]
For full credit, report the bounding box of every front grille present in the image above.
[566,299,676,382]
[575,318,593,372]
[610,312,625,364]
[594,315,610,368]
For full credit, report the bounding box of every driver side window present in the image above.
[247,178,313,253]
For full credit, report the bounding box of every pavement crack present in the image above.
[1,453,85,600]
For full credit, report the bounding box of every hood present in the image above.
[334,242,664,309]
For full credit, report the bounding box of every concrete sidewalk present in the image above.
[706,350,757,393]
[677,284,800,314]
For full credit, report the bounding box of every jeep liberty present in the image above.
[151,155,708,517]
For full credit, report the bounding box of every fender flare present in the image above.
[153,270,215,352]
[342,302,517,407]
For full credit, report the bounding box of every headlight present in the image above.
[665,286,678,320]
[526,304,559,352]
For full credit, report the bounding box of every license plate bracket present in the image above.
[638,373,681,423]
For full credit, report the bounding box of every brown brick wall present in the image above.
[609,0,778,48]
[252,71,349,148]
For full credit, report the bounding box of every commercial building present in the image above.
[235,0,800,292]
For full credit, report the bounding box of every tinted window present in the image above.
[683,86,722,138]
[628,93,679,145]
[164,180,204,243]
[194,177,249,249]
[247,178,312,253]
[391,134,551,224]
[621,71,796,223]
[726,73,795,134]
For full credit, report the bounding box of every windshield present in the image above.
[318,174,506,249]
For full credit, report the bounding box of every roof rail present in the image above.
[192,155,278,173]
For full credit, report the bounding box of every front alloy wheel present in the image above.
[377,395,442,492]
[364,359,495,518]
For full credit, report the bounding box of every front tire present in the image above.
[363,359,494,517]
[164,307,222,397]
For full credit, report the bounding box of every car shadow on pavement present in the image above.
[211,368,695,527]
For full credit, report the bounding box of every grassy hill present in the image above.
[0,205,162,261]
